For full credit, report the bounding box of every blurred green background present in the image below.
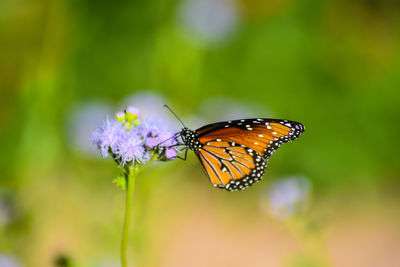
[1,0,400,266]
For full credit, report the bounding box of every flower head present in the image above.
[126,106,140,116]
[178,0,239,45]
[115,131,150,166]
[115,111,125,122]
[139,119,178,159]
[0,254,22,267]
[165,148,177,159]
[91,118,125,157]
[91,106,179,166]
[265,176,311,220]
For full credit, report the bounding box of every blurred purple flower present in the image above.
[0,255,23,267]
[198,97,275,122]
[265,176,311,220]
[67,100,113,157]
[91,118,125,157]
[177,0,239,45]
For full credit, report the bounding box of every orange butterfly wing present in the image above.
[195,119,304,191]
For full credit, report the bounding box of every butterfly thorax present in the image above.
[181,128,201,151]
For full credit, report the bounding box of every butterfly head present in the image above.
[180,127,200,151]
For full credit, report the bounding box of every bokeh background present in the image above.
[1,0,400,266]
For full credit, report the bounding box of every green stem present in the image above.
[121,165,139,267]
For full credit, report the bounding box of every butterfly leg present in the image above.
[167,143,185,147]
[176,148,188,161]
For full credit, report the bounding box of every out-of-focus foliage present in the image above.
[1,0,399,266]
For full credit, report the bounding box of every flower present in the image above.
[115,111,125,122]
[199,97,274,122]
[139,118,178,159]
[90,105,181,267]
[91,106,179,166]
[165,148,177,159]
[125,106,140,116]
[91,118,125,157]
[115,131,150,166]
[177,0,240,45]
[0,255,22,267]
[264,176,311,220]
[67,100,114,157]
[121,92,180,133]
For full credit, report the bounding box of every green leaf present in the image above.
[112,175,126,190]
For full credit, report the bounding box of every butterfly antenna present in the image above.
[157,132,181,146]
[164,104,187,128]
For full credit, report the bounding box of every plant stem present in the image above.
[121,165,139,267]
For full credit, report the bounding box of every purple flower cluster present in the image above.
[267,176,311,220]
[139,119,178,159]
[91,107,179,166]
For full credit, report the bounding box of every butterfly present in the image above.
[164,106,305,191]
